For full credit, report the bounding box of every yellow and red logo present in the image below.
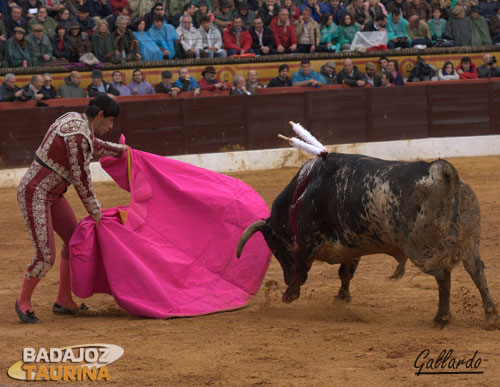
[8,344,124,381]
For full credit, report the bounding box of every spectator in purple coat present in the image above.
[128,69,155,95]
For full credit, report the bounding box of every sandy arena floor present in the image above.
[1,156,500,386]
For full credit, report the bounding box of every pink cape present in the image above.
[69,148,271,318]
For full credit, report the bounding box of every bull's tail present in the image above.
[236,219,267,258]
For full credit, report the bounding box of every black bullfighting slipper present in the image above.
[15,300,39,324]
[53,302,89,316]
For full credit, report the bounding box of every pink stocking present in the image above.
[18,277,41,313]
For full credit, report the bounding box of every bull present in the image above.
[237,149,499,328]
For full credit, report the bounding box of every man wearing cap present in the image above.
[267,64,292,87]
[233,1,256,29]
[155,70,181,95]
[320,60,338,85]
[173,66,201,96]
[59,70,86,98]
[198,66,229,91]
[15,94,127,324]
[198,15,227,58]
[364,61,381,87]
[469,5,492,46]
[176,15,207,58]
[223,16,253,55]
[87,69,120,97]
[26,23,55,65]
[77,5,96,35]
[110,70,132,95]
[214,0,233,33]
[249,15,276,55]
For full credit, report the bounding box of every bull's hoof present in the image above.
[335,290,351,303]
[483,315,500,331]
[282,290,299,303]
[434,314,451,328]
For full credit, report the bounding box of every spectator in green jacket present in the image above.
[5,26,33,67]
[28,6,58,38]
[26,23,56,66]
[58,71,86,98]
[427,7,447,44]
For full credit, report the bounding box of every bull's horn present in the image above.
[236,220,266,259]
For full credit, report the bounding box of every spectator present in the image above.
[144,2,168,30]
[364,61,381,86]
[110,70,131,95]
[346,0,370,28]
[91,19,114,62]
[58,70,86,98]
[20,0,43,21]
[379,55,389,73]
[258,0,280,26]
[87,0,113,20]
[386,0,406,19]
[28,6,57,38]
[299,0,328,23]
[0,73,24,101]
[41,72,57,99]
[427,7,446,45]
[113,15,141,61]
[133,17,163,60]
[41,0,65,15]
[363,13,386,32]
[76,6,95,35]
[437,61,459,80]
[338,12,360,50]
[292,58,326,86]
[223,16,253,55]
[194,0,214,28]
[456,56,478,79]
[294,6,320,53]
[444,6,471,46]
[281,0,300,21]
[270,8,298,53]
[198,15,227,57]
[364,0,388,24]
[0,18,6,66]
[169,0,187,18]
[337,58,367,87]
[52,24,72,62]
[5,26,32,67]
[320,60,338,84]
[407,55,436,82]
[192,0,214,12]
[26,23,55,65]
[386,9,410,49]
[177,15,207,58]
[55,8,75,31]
[405,0,431,22]
[386,59,404,85]
[214,0,233,33]
[250,15,277,55]
[380,71,394,87]
[19,74,45,101]
[469,5,492,46]
[147,14,178,59]
[67,22,92,62]
[109,0,130,14]
[108,6,130,32]
[246,69,262,94]
[155,70,181,95]
[87,69,119,97]
[233,1,255,29]
[328,0,346,25]
[172,3,197,28]
[230,74,251,95]
[489,3,500,44]
[173,66,201,96]
[406,15,432,47]
[198,65,229,91]
[6,6,28,37]
[318,14,338,52]
[267,63,292,87]
[477,53,500,78]
[128,69,154,95]
[479,0,497,20]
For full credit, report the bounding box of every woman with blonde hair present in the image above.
[91,20,115,62]
[444,5,472,46]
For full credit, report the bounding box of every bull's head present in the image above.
[236,219,297,297]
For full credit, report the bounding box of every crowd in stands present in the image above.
[0,0,499,68]
[1,51,498,101]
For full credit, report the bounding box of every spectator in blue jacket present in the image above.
[147,14,178,59]
[173,67,201,96]
[299,0,329,23]
[291,58,327,86]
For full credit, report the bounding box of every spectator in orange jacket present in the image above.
[456,56,478,80]
[270,8,298,53]
[223,16,254,56]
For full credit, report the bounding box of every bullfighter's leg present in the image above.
[462,250,499,329]
[335,258,360,302]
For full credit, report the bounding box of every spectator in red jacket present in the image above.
[456,56,478,80]
[223,16,254,56]
[270,8,297,53]
[198,65,230,91]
